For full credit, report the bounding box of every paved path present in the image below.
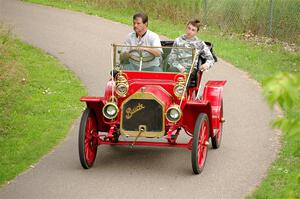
[0,0,279,198]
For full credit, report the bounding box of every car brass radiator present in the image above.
[121,98,164,137]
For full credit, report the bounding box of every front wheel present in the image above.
[79,108,98,169]
[191,113,210,174]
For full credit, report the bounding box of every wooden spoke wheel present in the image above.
[191,113,209,174]
[78,108,98,169]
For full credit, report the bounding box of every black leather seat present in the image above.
[159,41,217,86]
[160,41,174,72]
[189,42,217,88]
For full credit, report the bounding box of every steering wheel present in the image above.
[128,48,155,62]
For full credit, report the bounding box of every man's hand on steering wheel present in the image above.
[140,47,161,57]
[120,52,130,62]
[127,48,156,62]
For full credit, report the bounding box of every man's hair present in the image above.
[187,19,201,31]
[133,12,148,24]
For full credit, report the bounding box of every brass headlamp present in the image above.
[166,105,182,123]
[115,74,129,97]
[174,76,186,98]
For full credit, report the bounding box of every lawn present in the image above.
[8,1,300,198]
[0,25,87,185]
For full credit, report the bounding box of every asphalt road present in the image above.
[0,0,279,198]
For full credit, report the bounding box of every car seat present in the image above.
[160,41,174,72]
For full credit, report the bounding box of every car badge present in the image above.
[125,103,145,119]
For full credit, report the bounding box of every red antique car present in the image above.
[78,41,226,174]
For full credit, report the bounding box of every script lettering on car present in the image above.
[125,103,145,119]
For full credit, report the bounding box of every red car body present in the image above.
[78,42,226,174]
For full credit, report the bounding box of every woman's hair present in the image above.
[187,19,201,31]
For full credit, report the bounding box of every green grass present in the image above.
[0,25,87,186]
[38,0,300,44]
[248,130,300,199]
[15,1,300,198]
[24,0,300,83]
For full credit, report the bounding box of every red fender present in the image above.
[80,97,110,132]
[202,81,226,131]
[182,100,214,137]
[182,80,226,137]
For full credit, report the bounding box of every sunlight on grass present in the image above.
[8,1,300,198]
[0,26,87,185]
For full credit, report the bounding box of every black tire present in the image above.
[211,100,223,149]
[79,108,98,169]
[191,113,210,174]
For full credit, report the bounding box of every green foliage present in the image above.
[25,0,300,84]
[263,73,300,110]
[263,73,300,152]
[13,0,300,197]
[253,73,300,198]
[67,0,300,44]
[0,25,87,185]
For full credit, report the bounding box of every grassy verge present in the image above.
[249,117,300,199]
[24,0,299,83]
[0,25,87,186]
[16,0,300,198]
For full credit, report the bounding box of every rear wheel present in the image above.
[191,113,209,174]
[211,100,223,149]
[79,108,98,169]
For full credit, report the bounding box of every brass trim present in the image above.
[221,117,226,123]
[120,92,165,137]
[115,74,129,97]
[116,82,129,97]
[113,44,196,74]
[173,76,186,98]
[166,105,182,123]
[102,102,119,119]
[125,103,145,119]
[146,85,173,98]
[113,44,196,50]
[113,45,117,67]
[108,96,118,103]
[179,48,197,107]
[139,125,147,132]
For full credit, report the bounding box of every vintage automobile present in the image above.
[78,41,226,174]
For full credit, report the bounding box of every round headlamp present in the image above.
[166,106,182,123]
[174,85,185,98]
[102,102,119,119]
[116,82,128,97]
[173,76,186,98]
[115,74,129,97]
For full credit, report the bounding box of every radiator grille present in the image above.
[122,99,163,132]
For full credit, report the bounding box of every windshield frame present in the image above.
[112,44,198,107]
[112,44,196,74]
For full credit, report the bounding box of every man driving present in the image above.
[122,12,162,71]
